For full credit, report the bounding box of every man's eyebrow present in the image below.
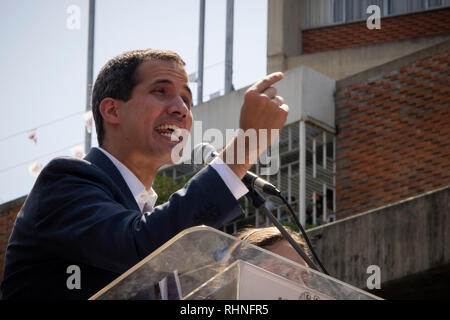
[151,79,192,101]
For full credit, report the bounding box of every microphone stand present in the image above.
[245,186,321,273]
[278,194,329,275]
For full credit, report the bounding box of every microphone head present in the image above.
[191,142,218,169]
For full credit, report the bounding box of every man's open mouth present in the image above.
[155,124,183,142]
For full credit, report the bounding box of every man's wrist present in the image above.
[219,138,253,179]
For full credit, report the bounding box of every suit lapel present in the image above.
[84,148,140,211]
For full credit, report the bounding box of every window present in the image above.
[306,150,313,167]
[279,127,289,154]
[327,141,334,160]
[317,141,323,167]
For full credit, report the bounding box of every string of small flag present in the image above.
[0,110,93,178]
[24,110,92,145]
[27,143,85,178]
[0,140,85,177]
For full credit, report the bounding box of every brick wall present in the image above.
[335,50,450,218]
[302,8,450,55]
[0,197,24,285]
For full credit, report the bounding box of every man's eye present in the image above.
[185,99,193,109]
[153,89,165,94]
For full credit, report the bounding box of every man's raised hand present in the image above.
[240,72,289,134]
[221,72,289,179]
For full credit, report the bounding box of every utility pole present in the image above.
[197,0,206,104]
[85,0,95,153]
[224,0,234,94]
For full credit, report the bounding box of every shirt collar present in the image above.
[97,147,158,212]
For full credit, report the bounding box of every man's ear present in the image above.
[99,98,121,125]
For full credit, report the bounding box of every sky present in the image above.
[0,0,268,205]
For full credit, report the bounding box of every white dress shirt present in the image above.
[98,148,158,213]
[96,147,248,214]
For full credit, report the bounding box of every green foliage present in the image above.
[281,221,299,232]
[305,224,316,230]
[238,197,256,215]
[153,172,194,206]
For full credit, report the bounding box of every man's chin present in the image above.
[169,148,185,164]
[155,147,185,166]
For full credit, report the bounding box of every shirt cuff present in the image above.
[209,157,249,200]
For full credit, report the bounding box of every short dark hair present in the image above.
[234,226,311,258]
[91,49,186,146]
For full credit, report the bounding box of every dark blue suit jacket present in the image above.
[1,148,243,299]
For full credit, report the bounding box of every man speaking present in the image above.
[1,49,288,299]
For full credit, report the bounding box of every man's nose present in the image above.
[167,96,188,118]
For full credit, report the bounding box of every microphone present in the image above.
[191,142,220,169]
[191,143,280,196]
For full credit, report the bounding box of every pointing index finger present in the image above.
[251,72,284,93]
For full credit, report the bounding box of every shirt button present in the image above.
[139,193,148,201]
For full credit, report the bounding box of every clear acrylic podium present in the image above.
[90,226,381,300]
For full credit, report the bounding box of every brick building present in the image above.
[0,197,25,294]
[335,45,450,218]
[0,0,449,298]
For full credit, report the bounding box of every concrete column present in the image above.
[225,0,234,94]
[299,120,306,226]
[267,0,303,74]
[197,0,205,104]
[85,0,95,153]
